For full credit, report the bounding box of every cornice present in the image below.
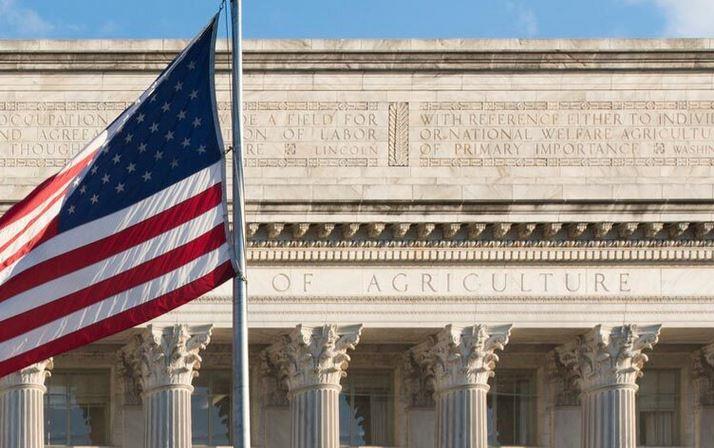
[2,39,714,72]
[246,244,714,264]
[197,295,714,304]
[242,220,714,264]
[247,221,714,242]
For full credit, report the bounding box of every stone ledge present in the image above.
[2,39,714,72]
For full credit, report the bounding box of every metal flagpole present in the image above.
[229,0,251,447]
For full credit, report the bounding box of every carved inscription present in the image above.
[6,99,714,172]
[6,97,714,204]
[0,101,130,167]
[249,267,652,298]
[227,101,384,167]
[0,100,387,171]
[416,101,714,167]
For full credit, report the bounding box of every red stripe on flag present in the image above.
[0,184,223,303]
[0,189,64,258]
[0,225,227,342]
[0,260,235,378]
[0,151,95,232]
[0,217,59,274]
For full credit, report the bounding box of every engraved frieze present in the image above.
[5,94,714,204]
[416,100,714,168]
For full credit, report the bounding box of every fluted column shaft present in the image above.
[413,324,511,448]
[436,385,489,448]
[291,385,341,448]
[557,324,661,448]
[0,383,45,448]
[264,324,363,448]
[119,324,212,448]
[144,384,194,448]
[0,360,52,448]
[581,385,637,448]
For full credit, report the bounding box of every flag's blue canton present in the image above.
[58,21,221,232]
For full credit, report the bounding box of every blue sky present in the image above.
[0,0,713,39]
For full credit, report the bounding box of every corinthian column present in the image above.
[557,324,661,448]
[415,324,512,448]
[121,324,212,448]
[265,324,363,448]
[691,344,714,448]
[0,359,53,448]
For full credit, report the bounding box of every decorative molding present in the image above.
[246,242,714,264]
[316,223,335,240]
[263,324,363,392]
[341,223,361,239]
[247,223,260,238]
[0,359,53,390]
[546,351,580,406]
[492,223,512,240]
[517,223,537,240]
[467,223,487,240]
[416,223,435,240]
[121,324,213,393]
[266,223,285,240]
[691,344,714,407]
[388,102,409,167]
[642,222,664,239]
[695,222,714,239]
[568,223,589,239]
[441,223,461,240]
[246,221,714,247]
[197,294,714,305]
[543,223,562,240]
[116,338,143,405]
[413,324,512,391]
[617,222,638,239]
[557,324,661,392]
[593,222,613,240]
[291,223,310,239]
[392,223,411,240]
[258,350,289,407]
[668,222,690,239]
[367,222,386,239]
[399,351,435,408]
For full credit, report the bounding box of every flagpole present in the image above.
[229,0,251,447]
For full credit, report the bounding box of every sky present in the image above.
[0,0,714,40]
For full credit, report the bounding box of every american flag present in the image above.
[0,16,236,377]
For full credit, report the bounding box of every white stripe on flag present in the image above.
[0,131,107,249]
[0,162,223,284]
[0,199,63,266]
[0,245,231,360]
[2,205,224,319]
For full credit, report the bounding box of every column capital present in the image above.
[265,324,362,392]
[120,324,213,393]
[400,349,435,408]
[116,337,143,405]
[546,351,580,406]
[415,324,512,392]
[0,359,53,391]
[258,350,289,406]
[691,343,714,406]
[557,324,661,392]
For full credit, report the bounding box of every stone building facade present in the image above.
[1,38,714,447]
